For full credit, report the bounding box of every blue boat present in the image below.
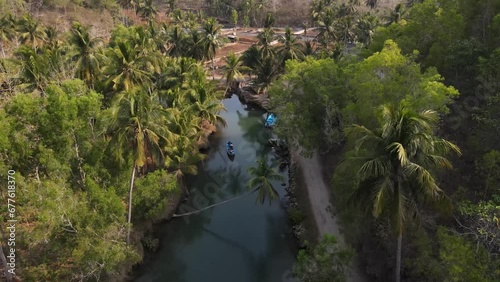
[226,141,235,157]
[265,113,277,128]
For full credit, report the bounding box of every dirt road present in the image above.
[294,150,368,282]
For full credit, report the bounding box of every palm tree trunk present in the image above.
[395,232,402,282]
[0,227,13,282]
[126,165,136,245]
[173,186,260,217]
[211,58,215,80]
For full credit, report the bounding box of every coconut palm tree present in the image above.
[241,44,260,76]
[356,14,379,46]
[247,158,284,205]
[136,0,158,22]
[68,22,103,88]
[15,15,46,50]
[316,8,337,47]
[257,27,275,60]
[276,27,304,67]
[103,87,175,244]
[200,17,223,79]
[335,16,356,44]
[263,12,275,29]
[222,52,248,92]
[103,41,153,92]
[188,28,205,61]
[164,137,205,194]
[302,40,317,56]
[0,13,15,58]
[347,103,461,282]
[14,45,50,92]
[167,25,187,57]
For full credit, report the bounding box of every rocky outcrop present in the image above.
[234,86,272,111]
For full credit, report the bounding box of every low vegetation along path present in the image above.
[294,151,368,282]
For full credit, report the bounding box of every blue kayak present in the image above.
[265,113,277,128]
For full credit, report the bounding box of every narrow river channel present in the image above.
[135,95,298,282]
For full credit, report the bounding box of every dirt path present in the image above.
[294,150,368,282]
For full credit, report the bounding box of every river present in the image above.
[135,95,298,282]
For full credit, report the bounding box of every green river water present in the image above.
[135,95,298,282]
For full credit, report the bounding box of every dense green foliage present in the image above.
[292,234,354,282]
[270,0,500,281]
[0,8,226,280]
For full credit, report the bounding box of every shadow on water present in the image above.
[135,96,296,282]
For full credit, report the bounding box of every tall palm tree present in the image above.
[276,27,304,67]
[0,13,15,58]
[302,40,317,56]
[15,15,46,50]
[356,14,379,46]
[68,22,102,88]
[103,87,174,244]
[316,8,337,47]
[263,12,275,29]
[222,52,248,91]
[164,136,205,194]
[347,103,461,282]
[335,16,356,44]
[103,41,153,92]
[167,25,187,57]
[247,159,284,205]
[241,44,260,75]
[200,17,223,79]
[257,28,275,60]
[14,45,49,92]
[136,0,158,22]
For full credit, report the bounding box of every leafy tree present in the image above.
[437,226,499,282]
[133,170,179,222]
[270,58,346,153]
[347,103,460,282]
[344,40,459,128]
[293,234,354,282]
[231,8,238,31]
[458,196,500,254]
[477,150,500,198]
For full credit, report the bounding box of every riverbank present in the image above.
[293,150,370,282]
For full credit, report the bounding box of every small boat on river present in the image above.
[226,141,235,158]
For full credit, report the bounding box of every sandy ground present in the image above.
[294,150,368,282]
